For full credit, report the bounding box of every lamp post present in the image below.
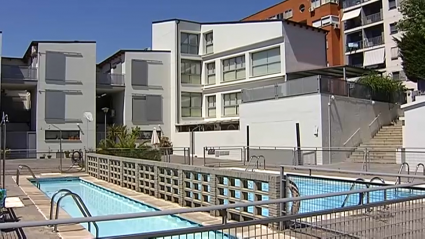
[0,112,8,188]
[101,107,109,140]
[50,124,63,172]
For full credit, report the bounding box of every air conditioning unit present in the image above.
[309,6,315,12]
[333,23,340,29]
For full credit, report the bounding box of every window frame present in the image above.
[181,59,201,85]
[206,95,216,118]
[390,46,400,60]
[251,47,281,77]
[45,130,81,141]
[180,32,199,55]
[204,32,214,54]
[181,92,202,118]
[390,23,398,34]
[392,71,400,80]
[223,92,242,117]
[222,55,246,82]
[206,62,216,85]
[388,0,397,9]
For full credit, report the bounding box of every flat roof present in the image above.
[97,49,171,67]
[152,18,327,34]
[18,40,97,61]
[241,1,286,21]
[287,65,378,79]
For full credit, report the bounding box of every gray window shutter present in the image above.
[132,97,147,123]
[45,51,66,81]
[45,90,65,120]
[131,60,148,86]
[146,95,163,122]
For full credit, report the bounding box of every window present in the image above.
[45,130,80,141]
[132,95,163,124]
[388,0,396,9]
[390,23,398,34]
[222,55,246,82]
[204,32,213,54]
[181,60,201,84]
[181,33,199,54]
[391,46,400,60]
[251,47,281,77]
[181,92,202,117]
[223,92,242,116]
[299,4,305,12]
[284,9,293,19]
[207,95,216,117]
[392,71,400,80]
[206,62,216,85]
[138,130,161,140]
[311,0,321,8]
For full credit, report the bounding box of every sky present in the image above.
[0,0,280,62]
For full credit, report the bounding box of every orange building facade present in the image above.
[243,0,342,66]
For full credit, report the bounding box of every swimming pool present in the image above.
[35,178,231,238]
[288,175,425,213]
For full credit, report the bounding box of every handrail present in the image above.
[16,165,39,189]
[53,191,99,238]
[49,189,73,221]
[341,178,366,208]
[411,163,425,183]
[245,155,259,171]
[245,155,265,171]
[396,162,410,184]
[369,177,388,209]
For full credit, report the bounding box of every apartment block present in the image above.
[242,0,343,66]
[342,0,405,79]
[0,41,97,155]
[151,19,327,142]
[96,50,172,140]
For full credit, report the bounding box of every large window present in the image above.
[181,92,202,118]
[45,130,80,141]
[251,47,281,77]
[207,95,216,118]
[181,33,199,55]
[204,32,213,54]
[222,55,246,82]
[206,62,216,85]
[181,60,201,84]
[223,92,242,117]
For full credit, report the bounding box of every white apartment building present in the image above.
[341,0,415,90]
[150,19,328,144]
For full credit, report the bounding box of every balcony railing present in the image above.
[96,73,125,86]
[363,12,383,25]
[343,0,371,8]
[1,65,37,81]
[346,35,384,52]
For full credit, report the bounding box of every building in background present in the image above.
[242,0,342,67]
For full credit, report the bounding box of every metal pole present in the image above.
[104,113,107,140]
[295,123,302,166]
[59,130,63,173]
[2,112,7,189]
[246,125,250,162]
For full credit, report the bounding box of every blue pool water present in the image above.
[289,175,425,213]
[36,178,230,238]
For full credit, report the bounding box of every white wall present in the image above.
[382,0,403,75]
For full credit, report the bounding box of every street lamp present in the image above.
[101,107,109,140]
[50,124,63,172]
[0,112,8,188]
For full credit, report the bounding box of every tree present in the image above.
[357,73,406,103]
[395,0,425,82]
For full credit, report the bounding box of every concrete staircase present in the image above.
[349,122,402,164]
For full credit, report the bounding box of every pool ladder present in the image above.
[245,155,266,171]
[49,189,99,238]
[341,177,387,208]
[15,164,40,189]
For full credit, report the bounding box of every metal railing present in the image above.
[0,182,424,238]
[1,65,38,81]
[364,11,383,25]
[346,35,385,52]
[245,155,266,171]
[343,0,371,9]
[96,73,125,86]
[51,190,99,238]
[15,165,39,189]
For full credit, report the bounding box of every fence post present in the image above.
[209,173,218,217]
[96,156,100,179]
[178,168,185,206]
[107,158,111,182]
[268,175,281,229]
[120,160,124,186]
[153,165,159,198]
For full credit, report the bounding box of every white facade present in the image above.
[341,0,415,89]
[151,19,328,144]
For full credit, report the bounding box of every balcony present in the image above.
[346,35,384,52]
[363,12,382,25]
[1,65,37,81]
[343,0,372,9]
[96,73,125,86]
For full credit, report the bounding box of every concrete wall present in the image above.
[36,42,97,152]
[321,94,398,163]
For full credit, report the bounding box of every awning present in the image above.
[341,8,362,21]
[363,48,385,67]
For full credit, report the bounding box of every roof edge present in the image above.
[97,49,171,67]
[241,1,286,21]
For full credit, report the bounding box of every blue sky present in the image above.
[0,0,279,62]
